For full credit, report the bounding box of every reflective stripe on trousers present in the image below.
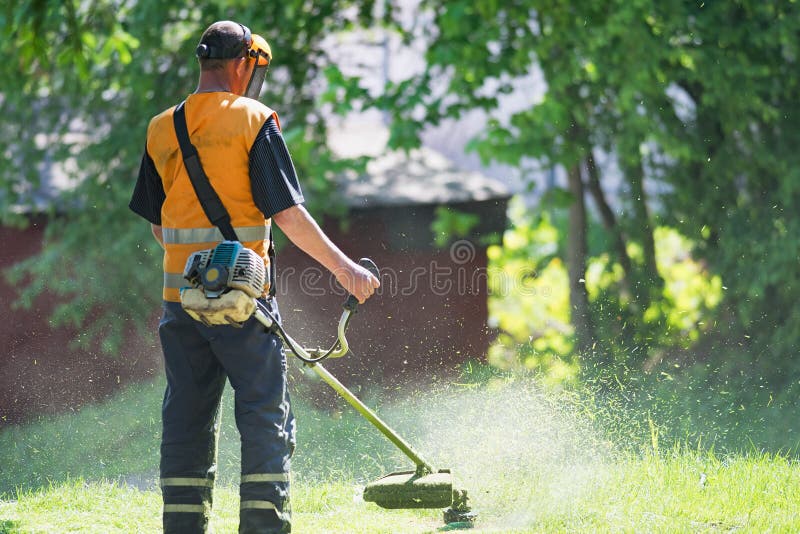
[160,477,213,532]
[159,298,295,534]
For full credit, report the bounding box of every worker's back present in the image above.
[146,92,277,301]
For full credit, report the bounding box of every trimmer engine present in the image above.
[184,241,265,298]
[180,241,266,326]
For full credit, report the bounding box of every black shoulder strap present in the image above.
[172,101,239,242]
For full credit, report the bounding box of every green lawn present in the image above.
[2,372,799,532]
[0,371,402,495]
[1,452,798,533]
[0,480,444,533]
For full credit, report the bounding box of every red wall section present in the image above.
[0,220,161,425]
[1,200,504,423]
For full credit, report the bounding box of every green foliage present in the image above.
[429,206,480,247]
[645,2,800,384]
[362,0,800,387]
[488,197,723,380]
[486,198,577,385]
[321,65,371,115]
[582,226,724,375]
[0,1,379,350]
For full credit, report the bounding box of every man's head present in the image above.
[195,21,272,99]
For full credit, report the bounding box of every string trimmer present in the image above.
[179,241,476,525]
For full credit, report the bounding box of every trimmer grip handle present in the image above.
[343,258,380,312]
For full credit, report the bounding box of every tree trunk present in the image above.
[566,159,595,354]
[621,142,662,301]
[585,151,636,308]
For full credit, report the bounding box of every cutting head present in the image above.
[363,469,454,509]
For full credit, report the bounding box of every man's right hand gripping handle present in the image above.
[342,258,380,311]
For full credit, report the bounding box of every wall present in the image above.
[275,200,507,402]
[0,219,160,426]
[0,198,507,422]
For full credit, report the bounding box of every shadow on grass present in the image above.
[438,521,474,531]
[0,520,22,534]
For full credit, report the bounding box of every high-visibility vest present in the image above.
[146,92,279,302]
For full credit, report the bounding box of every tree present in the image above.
[651,1,800,381]
[0,0,376,350]
[349,0,800,380]
[358,1,668,360]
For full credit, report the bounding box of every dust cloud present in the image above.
[384,376,616,529]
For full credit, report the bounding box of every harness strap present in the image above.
[268,226,276,297]
[173,100,239,242]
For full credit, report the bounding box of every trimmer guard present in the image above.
[363,469,454,509]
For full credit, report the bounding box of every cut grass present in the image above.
[0,479,443,534]
[1,451,798,533]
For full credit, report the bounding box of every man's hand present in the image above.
[335,261,381,304]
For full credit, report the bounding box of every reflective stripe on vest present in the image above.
[162,225,269,245]
[164,272,187,289]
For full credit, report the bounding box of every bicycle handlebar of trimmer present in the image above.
[343,258,380,312]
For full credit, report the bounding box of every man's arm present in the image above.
[151,224,165,250]
[248,118,378,302]
[272,205,379,303]
[130,149,166,246]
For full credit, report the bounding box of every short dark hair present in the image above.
[197,21,247,71]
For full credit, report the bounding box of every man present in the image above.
[129,20,379,533]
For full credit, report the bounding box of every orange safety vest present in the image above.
[146,92,279,302]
